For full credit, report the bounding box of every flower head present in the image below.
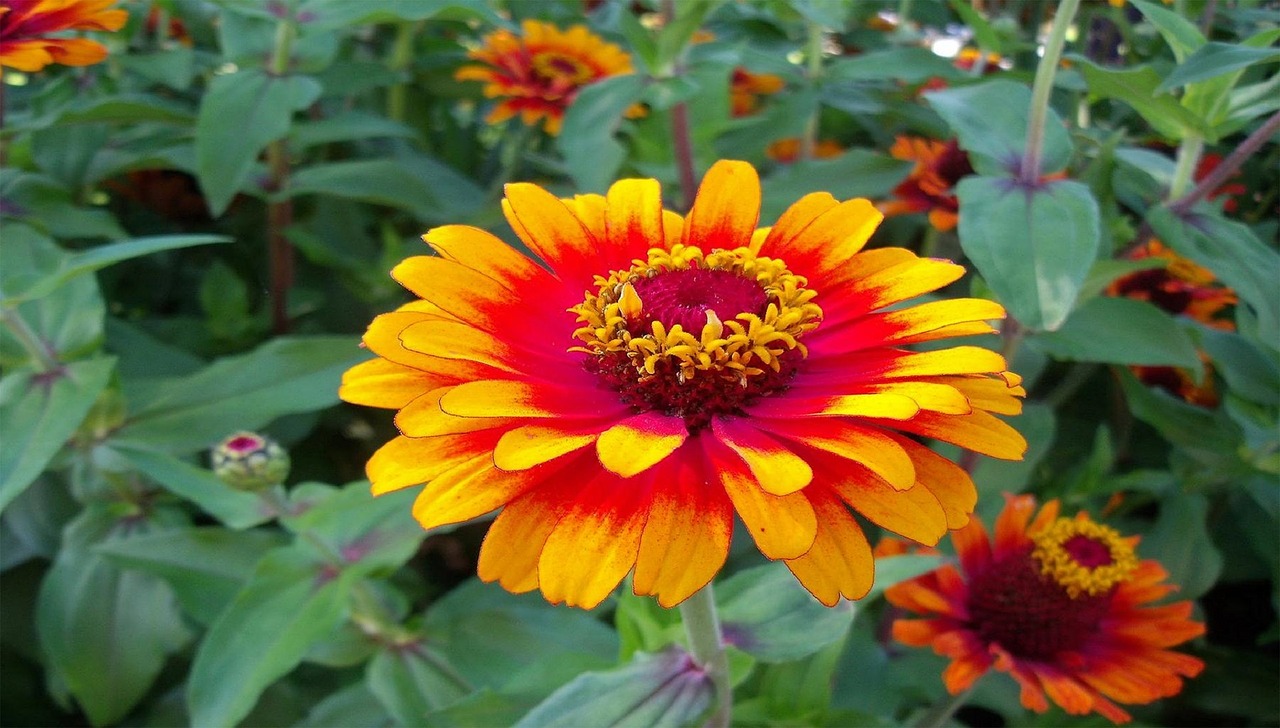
[765,138,844,164]
[888,494,1204,724]
[879,137,974,232]
[212,432,290,491]
[730,67,785,117]
[0,0,127,72]
[341,160,1026,610]
[455,19,634,135]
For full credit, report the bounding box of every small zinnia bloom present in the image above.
[455,19,634,136]
[341,160,1026,610]
[889,494,1205,724]
[730,67,785,117]
[765,138,844,164]
[879,137,974,232]
[0,0,126,72]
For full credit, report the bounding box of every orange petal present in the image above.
[605,178,666,263]
[825,298,1006,352]
[423,224,552,293]
[923,375,1025,415]
[889,435,977,530]
[596,412,689,477]
[412,451,567,530]
[708,438,816,560]
[565,193,608,240]
[367,432,498,495]
[339,358,438,410]
[634,458,733,607]
[682,161,760,251]
[875,410,1027,461]
[495,422,600,470]
[828,464,948,546]
[392,257,526,341]
[850,381,972,414]
[756,419,916,491]
[440,379,630,419]
[784,488,874,605]
[760,191,839,254]
[992,494,1039,554]
[711,418,813,495]
[537,470,651,608]
[769,198,883,284]
[396,387,514,437]
[477,483,573,594]
[750,392,920,420]
[837,256,967,313]
[502,183,600,284]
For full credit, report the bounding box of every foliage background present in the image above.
[0,0,1277,726]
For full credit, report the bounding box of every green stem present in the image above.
[1,307,60,373]
[897,0,914,28]
[799,20,824,161]
[386,20,423,123]
[1020,0,1081,183]
[914,684,978,728]
[680,585,731,728]
[1167,133,1203,201]
[266,17,297,334]
[1169,109,1280,216]
[919,225,941,259]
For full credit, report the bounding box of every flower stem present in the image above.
[799,20,825,161]
[266,17,297,334]
[679,585,731,728]
[914,684,978,728]
[1169,109,1280,216]
[386,20,423,123]
[1,307,61,374]
[1167,133,1203,201]
[1020,0,1081,184]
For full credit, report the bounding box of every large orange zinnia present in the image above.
[341,160,1027,609]
[889,494,1204,724]
[0,0,127,72]
[455,19,633,136]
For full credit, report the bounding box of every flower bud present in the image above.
[211,431,289,491]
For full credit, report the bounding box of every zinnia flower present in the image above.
[730,67,785,117]
[0,0,126,72]
[341,160,1026,610]
[455,19,634,136]
[888,494,1205,724]
[879,137,974,232]
[1109,239,1236,405]
[765,138,844,164]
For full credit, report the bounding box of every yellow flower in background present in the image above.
[341,160,1026,610]
[0,0,127,72]
[455,19,634,136]
[889,494,1204,724]
[730,67,785,117]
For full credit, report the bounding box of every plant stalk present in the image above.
[1169,110,1280,215]
[914,684,978,728]
[680,585,731,728]
[799,20,825,161]
[386,20,424,123]
[1,307,61,374]
[1167,133,1203,201]
[661,0,698,211]
[1020,0,1081,183]
[266,17,297,334]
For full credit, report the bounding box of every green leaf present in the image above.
[109,444,273,529]
[926,80,1073,175]
[0,358,115,513]
[946,0,1003,54]
[654,0,725,72]
[1130,0,1205,62]
[301,0,506,30]
[716,563,855,662]
[514,648,712,728]
[95,526,285,625]
[282,481,423,576]
[3,235,229,307]
[36,507,191,726]
[285,159,446,221]
[1117,368,1242,463]
[186,548,355,728]
[1142,493,1223,600]
[1030,296,1203,373]
[864,555,946,601]
[956,177,1101,331]
[296,683,390,728]
[828,48,961,84]
[290,112,417,150]
[195,70,322,216]
[556,74,648,193]
[1148,207,1280,345]
[1074,60,1205,140]
[113,336,365,454]
[1077,257,1167,302]
[1158,41,1280,94]
[1199,327,1280,407]
[367,645,472,725]
[761,151,913,223]
[51,94,196,126]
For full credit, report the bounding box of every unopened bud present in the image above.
[211,431,290,491]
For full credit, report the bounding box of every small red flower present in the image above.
[0,0,127,72]
[889,494,1204,724]
[879,137,974,233]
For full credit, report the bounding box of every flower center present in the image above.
[1031,517,1138,598]
[531,52,593,86]
[966,548,1111,660]
[571,244,822,430]
[225,434,263,453]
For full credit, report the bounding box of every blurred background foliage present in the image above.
[0,0,1276,726]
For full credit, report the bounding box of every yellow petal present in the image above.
[596,413,688,477]
[711,418,813,495]
[634,459,733,607]
[785,490,874,605]
[495,423,599,470]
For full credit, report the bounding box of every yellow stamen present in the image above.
[619,281,643,319]
[1031,516,1138,598]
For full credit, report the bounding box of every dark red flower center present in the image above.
[627,268,768,336]
[226,435,263,453]
[966,547,1111,660]
[1063,534,1113,568]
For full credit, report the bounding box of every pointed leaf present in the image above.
[926,80,1073,175]
[717,563,856,662]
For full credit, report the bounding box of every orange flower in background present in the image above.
[889,494,1205,724]
[765,138,844,163]
[0,0,127,72]
[341,160,1027,610]
[1110,239,1236,405]
[730,67,785,117]
[455,20,633,136]
[880,137,974,232]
